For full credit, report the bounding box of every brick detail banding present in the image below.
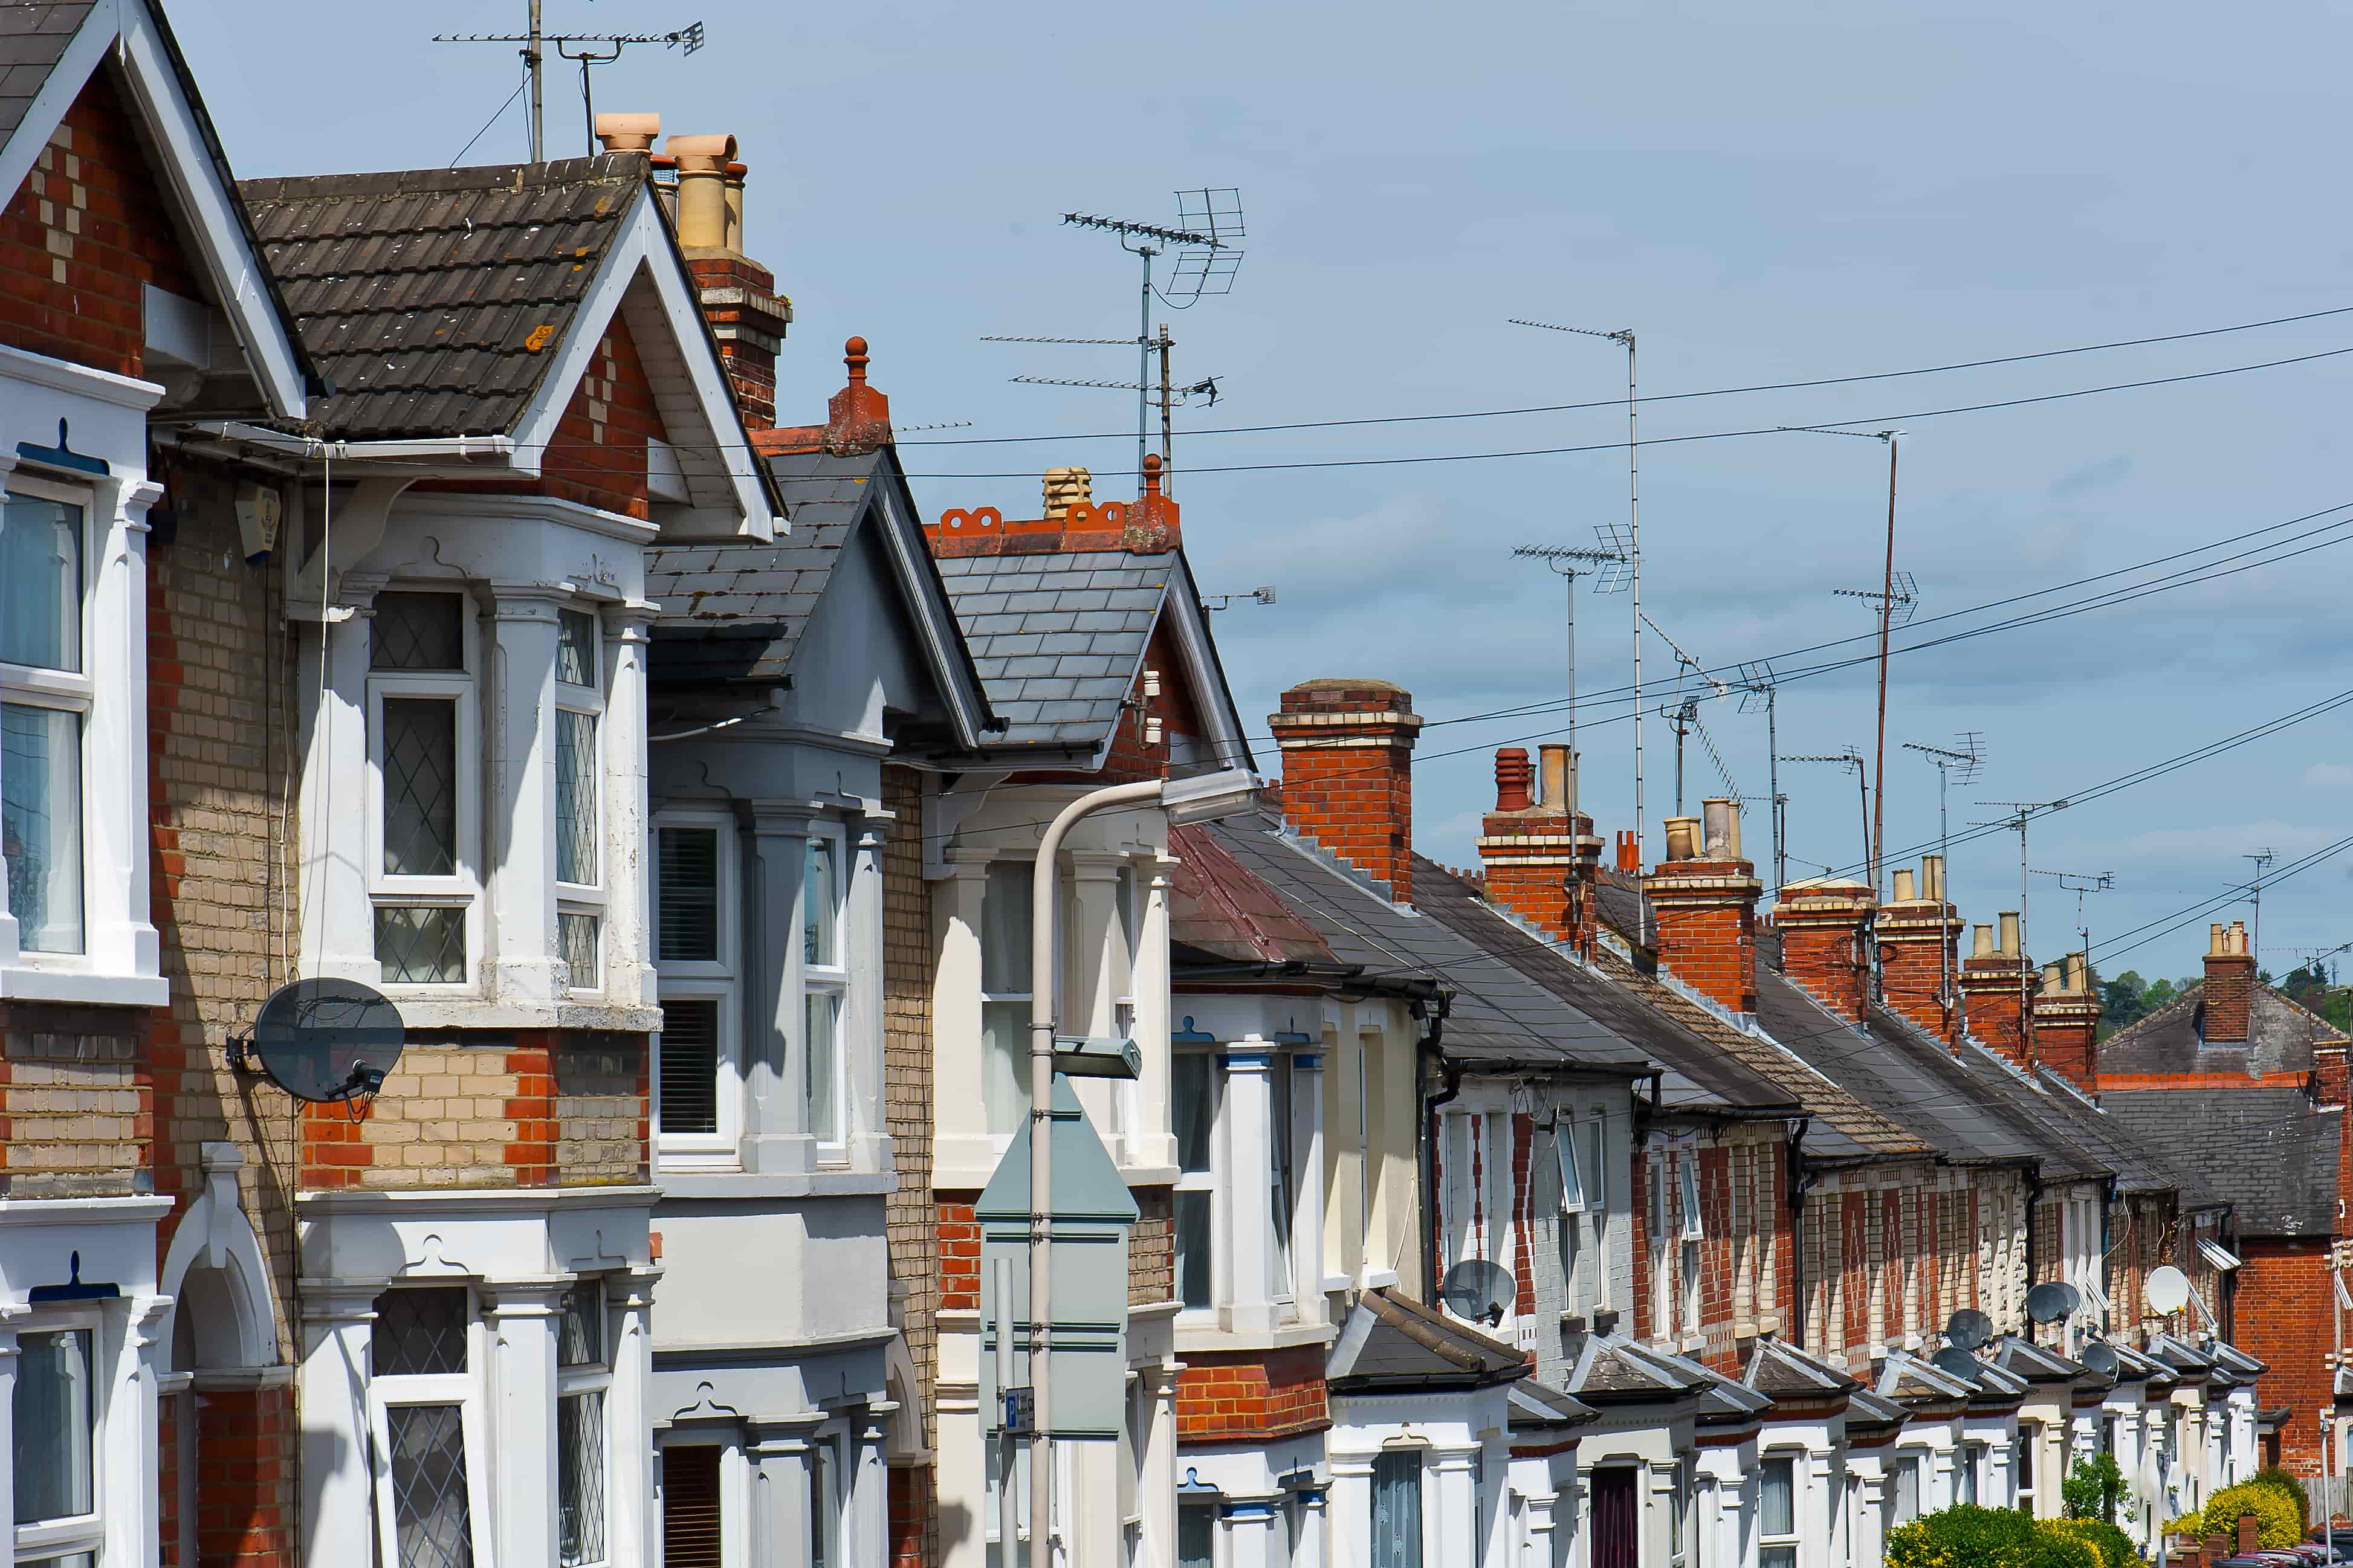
[1175,1346,1331,1441]
[685,253,792,431]
[1773,880,1876,1024]
[1270,678,1423,904]
[537,310,667,520]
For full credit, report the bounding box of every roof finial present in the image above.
[845,336,870,385]
[1143,450,1164,498]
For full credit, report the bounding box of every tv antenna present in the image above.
[1735,662,1787,894]
[1513,318,1642,862]
[1904,734,1984,1040]
[1974,799,2071,1044]
[994,327,1222,495]
[1643,614,1735,814]
[2031,868,2114,973]
[1783,749,1871,879]
[1511,543,1623,779]
[435,9,706,161]
[2245,848,2276,970]
[1200,587,1278,611]
[1788,425,1905,902]
[1059,192,1245,495]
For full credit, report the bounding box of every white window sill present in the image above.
[653,1169,896,1201]
[377,993,665,1033]
[0,964,167,1007]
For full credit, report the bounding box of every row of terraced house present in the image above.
[0,5,2344,1568]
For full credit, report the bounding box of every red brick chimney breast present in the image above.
[1960,913,2036,1065]
[1476,744,1602,951]
[1774,877,1877,1024]
[1270,679,1423,904]
[2030,953,2101,1092]
[2202,920,2255,1044]
[1879,854,1964,1044]
[1643,801,1764,1015]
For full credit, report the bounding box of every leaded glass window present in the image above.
[555,710,597,885]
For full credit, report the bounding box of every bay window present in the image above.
[1371,1450,1422,1568]
[14,1323,100,1568]
[802,828,846,1146]
[371,1285,489,1568]
[1173,1048,1219,1311]
[980,860,1032,1137]
[1,485,87,958]
[1759,1456,1798,1568]
[1270,1052,1295,1293]
[554,608,604,993]
[557,1280,611,1568]
[809,1436,840,1568]
[368,591,479,986]
[653,816,740,1164]
[1678,1153,1704,1335]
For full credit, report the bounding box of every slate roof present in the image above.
[0,4,93,153]
[239,156,650,439]
[2098,980,2348,1079]
[2101,1088,2341,1237]
[1326,1289,1530,1392]
[1507,1379,1600,1431]
[1743,1337,1863,1401]
[644,450,868,684]
[1167,822,1335,967]
[930,547,1174,750]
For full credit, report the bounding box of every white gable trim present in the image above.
[0,0,308,418]
[867,473,993,750]
[1161,552,1258,772]
[508,187,776,540]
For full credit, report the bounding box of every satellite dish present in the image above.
[1440,1260,1516,1326]
[1944,1308,1994,1351]
[246,979,405,1103]
[2146,1265,2192,1315]
[2080,1341,2120,1376]
[1932,1346,1982,1382]
[2026,1282,2082,1325]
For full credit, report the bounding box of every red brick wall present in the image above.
[1775,888,1874,1022]
[1269,680,1421,904]
[192,1387,295,1568]
[1176,1346,1330,1441]
[1879,903,1959,1042]
[2204,951,2256,1043]
[888,1464,936,1568]
[0,64,204,378]
[540,310,666,520]
[1961,958,2034,1062]
[1645,865,1760,1014]
[939,1196,980,1313]
[2235,1237,2331,1475]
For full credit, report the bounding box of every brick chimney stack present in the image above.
[1643,799,1764,1015]
[2030,953,2102,1091]
[1269,679,1424,904]
[2201,920,2256,1044]
[1960,913,2036,1065]
[655,127,794,430]
[1773,876,1877,1023]
[1879,854,1964,1043]
[1477,743,1604,953]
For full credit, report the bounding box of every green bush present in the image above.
[2166,1481,2303,1550]
[2045,1518,2138,1568]
[2248,1466,2311,1531]
[1886,1505,2102,1568]
[2062,1454,2132,1525]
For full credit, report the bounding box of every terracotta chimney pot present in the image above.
[594,111,661,153]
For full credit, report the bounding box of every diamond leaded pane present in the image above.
[561,912,600,990]
[556,610,598,688]
[377,906,467,985]
[555,710,597,884]
[373,593,466,671]
[383,699,458,876]
[388,1404,475,1568]
[558,1392,607,1568]
[373,1286,469,1375]
[559,1280,604,1366]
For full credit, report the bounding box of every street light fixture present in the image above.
[1023,764,1262,1558]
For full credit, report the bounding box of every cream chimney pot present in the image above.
[2065,952,2089,994]
[1539,744,1573,815]
[1998,911,2021,957]
[1972,923,1995,958]
[2209,922,2228,957]
[2040,960,2065,997]
[1892,868,1917,902]
[1701,798,1740,860]
[1663,815,1701,863]
[1923,854,1946,903]
[1042,466,1093,520]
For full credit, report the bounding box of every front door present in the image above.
[1592,1466,1639,1568]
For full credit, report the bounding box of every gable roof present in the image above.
[2099,978,2348,1079]
[2100,1086,2340,1236]
[0,0,312,413]
[1325,1288,1530,1393]
[931,543,1172,752]
[644,444,994,751]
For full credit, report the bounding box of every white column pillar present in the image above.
[123,1298,170,1568]
[1524,1485,1559,1568]
[936,1391,989,1568]
[1850,1461,1887,1568]
[1648,1460,1681,1568]
[1143,1362,1182,1568]
[935,857,994,1180]
[0,1329,17,1539]
[1132,852,1177,1172]
[745,802,818,1172]
[609,1265,660,1568]
[847,819,890,1167]
[485,1279,565,1568]
[1296,1486,1329,1568]
[1292,1050,1326,1315]
[1986,1428,2015,1508]
[486,589,568,1007]
[298,1282,379,1567]
[1431,1445,1479,1566]
[1223,1495,1283,1568]
[1222,1040,1278,1332]
[87,476,163,979]
[1326,1456,1374,1568]
[0,462,18,963]
[297,584,383,983]
[855,1409,893,1568]
[600,605,657,1010]
[1809,1451,1840,1568]
[746,1420,816,1566]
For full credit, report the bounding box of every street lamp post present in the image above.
[1024,766,1261,1564]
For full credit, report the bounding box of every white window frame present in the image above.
[11,1312,106,1568]
[1678,1152,1704,1335]
[1584,1115,1611,1312]
[980,857,1035,1139]
[800,821,849,1155]
[554,607,606,996]
[369,1288,494,1568]
[0,474,94,964]
[366,590,483,990]
[1172,1045,1222,1317]
[1758,1453,1799,1568]
[2015,1424,2038,1518]
[653,811,743,1167]
[808,1430,842,1568]
[1269,1050,1298,1306]
[557,1278,614,1568]
[1555,1123,1587,1215]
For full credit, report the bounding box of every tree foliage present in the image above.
[2060,1454,2131,1525]
[1887,1507,2100,1568]
[2166,1480,2303,1550]
[2045,1518,2138,1568]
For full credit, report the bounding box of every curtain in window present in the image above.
[0,495,80,671]
[1590,1467,1638,1568]
[657,827,720,961]
[656,998,720,1135]
[982,862,1034,1136]
[805,990,841,1141]
[1760,1457,1796,1568]
[14,1328,94,1523]
[1371,1451,1423,1568]
[1,703,81,953]
[1177,1500,1215,1568]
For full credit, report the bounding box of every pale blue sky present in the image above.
[180,0,2353,987]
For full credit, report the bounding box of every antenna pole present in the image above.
[526,0,544,162]
[1767,689,1782,895]
[1626,332,1643,865]
[1872,433,1898,899]
[1937,760,1952,1040]
[1157,324,1174,487]
[1138,247,1153,499]
[1857,758,1871,880]
[2018,813,2031,1051]
[2246,850,2275,972]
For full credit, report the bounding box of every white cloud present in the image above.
[2111,821,2339,862]
[2303,761,2353,788]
